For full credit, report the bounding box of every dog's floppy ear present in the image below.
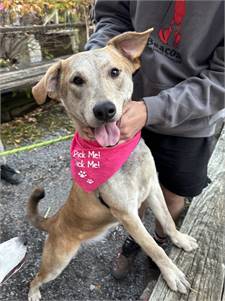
[32,60,62,105]
[107,28,153,65]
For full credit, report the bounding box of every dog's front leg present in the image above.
[147,175,198,252]
[111,208,190,294]
[28,236,81,301]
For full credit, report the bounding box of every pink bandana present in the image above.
[70,131,141,192]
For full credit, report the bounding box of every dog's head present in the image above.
[32,28,153,147]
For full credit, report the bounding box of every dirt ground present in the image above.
[1,103,161,300]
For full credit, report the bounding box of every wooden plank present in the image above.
[0,75,44,92]
[0,55,68,83]
[0,23,85,34]
[0,64,53,84]
[147,126,225,301]
[0,56,69,93]
[44,29,78,35]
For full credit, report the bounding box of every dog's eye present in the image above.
[73,76,85,86]
[110,68,120,78]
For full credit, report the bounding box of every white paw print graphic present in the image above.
[78,171,87,178]
[86,178,94,184]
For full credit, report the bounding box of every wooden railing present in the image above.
[0,23,85,34]
[0,56,68,94]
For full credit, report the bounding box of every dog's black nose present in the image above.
[93,101,116,121]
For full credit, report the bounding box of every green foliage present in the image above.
[1,0,93,23]
[0,58,11,67]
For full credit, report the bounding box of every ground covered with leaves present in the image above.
[1,100,74,149]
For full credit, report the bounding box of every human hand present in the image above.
[119,100,147,142]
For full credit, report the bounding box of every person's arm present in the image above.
[85,0,133,50]
[120,42,225,140]
[144,42,225,129]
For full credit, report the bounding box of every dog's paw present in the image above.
[171,231,198,252]
[28,288,41,301]
[161,261,190,294]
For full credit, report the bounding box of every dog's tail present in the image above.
[27,187,52,232]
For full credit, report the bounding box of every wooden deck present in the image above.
[142,125,225,301]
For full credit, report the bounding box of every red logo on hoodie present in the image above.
[159,0,186,48]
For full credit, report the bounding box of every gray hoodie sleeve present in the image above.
[144,43,225,129]
[85,0,133,50]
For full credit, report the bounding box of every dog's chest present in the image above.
[99,139,156,204]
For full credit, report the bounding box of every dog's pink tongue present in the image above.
[94,122,120,147]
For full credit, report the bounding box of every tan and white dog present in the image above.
[27,29,198,301]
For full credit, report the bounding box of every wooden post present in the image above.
[70,29,80,53]
[55,9,59,25]
[44,9,59,26]
[145,126,225,301]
